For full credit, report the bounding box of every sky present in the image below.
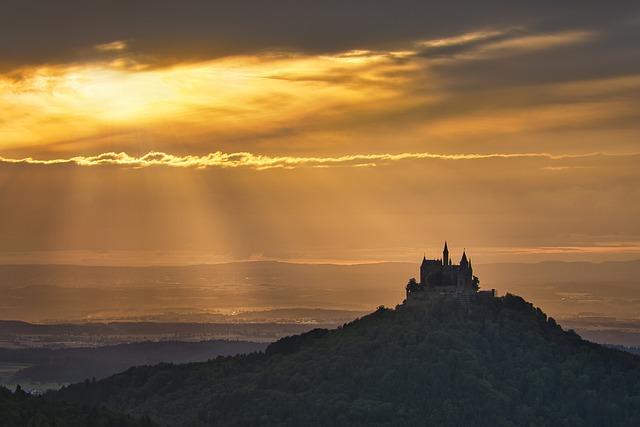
[1,0,639,265]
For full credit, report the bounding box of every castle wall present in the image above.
[405,286,477,306]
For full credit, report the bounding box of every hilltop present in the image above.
[53,294,640,426]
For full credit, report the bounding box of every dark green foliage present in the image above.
[265,328,329,356]
[0,385,155,427]
[55,295,640,426]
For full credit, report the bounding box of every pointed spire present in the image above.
[442,241,449,267]
[460,250,468,266]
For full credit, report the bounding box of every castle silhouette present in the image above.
[405,242,493,304]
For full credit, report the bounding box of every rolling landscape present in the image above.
[1,260,639,342]
[3,295,640,426]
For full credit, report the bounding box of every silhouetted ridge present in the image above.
[53,295,640,426]
[265,328,329,356]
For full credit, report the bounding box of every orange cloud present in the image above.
[0,150,636,170]
[0,28,619,157]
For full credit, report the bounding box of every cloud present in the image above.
[1,1,639,267]
[94,40,128,52]
[1,150,637,170]
[473,31,596,56]
[0,50,411,152]
[1,1,636,72]
[4,27,638,157]
[0,146,638,263]
[416,29,518,58]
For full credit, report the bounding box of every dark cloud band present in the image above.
[2,0,637,71]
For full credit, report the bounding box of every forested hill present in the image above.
[54,295,640,426]
[0,386,155,427]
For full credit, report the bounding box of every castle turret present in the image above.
[420,255,428,285]
[442,241,449,267]
[460,250,468,268]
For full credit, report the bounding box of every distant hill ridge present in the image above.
[1,340,267,385]
[52,294,640,426]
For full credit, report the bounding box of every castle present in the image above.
[405,242,493,304]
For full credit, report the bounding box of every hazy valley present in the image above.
[1,260,639,345]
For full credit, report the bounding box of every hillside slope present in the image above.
[0,386,155,427]
[54,295,640,426]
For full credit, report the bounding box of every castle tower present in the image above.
[460,250,468,267]
[420,255,428,285]
[442,241,449,267]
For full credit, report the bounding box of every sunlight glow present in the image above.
[0,52,409,151]
[0,28,600,154]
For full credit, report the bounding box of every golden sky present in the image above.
[1,1,639,264]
